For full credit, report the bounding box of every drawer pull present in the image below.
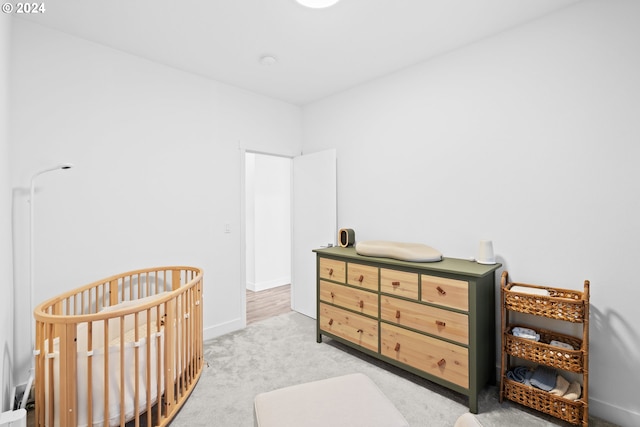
[436,286,446,295]
[329,268,334,276]
[395,310,401,319]
[392,281,400,287]
[359,300,364,308]
[436,320,446,327]
[358,275,364,282]
[328,318,333,326]
[394,343,401,352]
[437,358,446,367]
[330,292,335,299]
[357,329,363,334]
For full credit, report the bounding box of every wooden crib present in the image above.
[33,266,204,427]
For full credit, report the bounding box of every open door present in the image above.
[291,149,337,318]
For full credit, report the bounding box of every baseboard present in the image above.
[247,277,290,292]
[589,396,640,427]
[203,318,244,342]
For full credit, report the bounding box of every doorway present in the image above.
[244,152,292,324]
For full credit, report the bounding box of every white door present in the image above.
[291,149,337,318]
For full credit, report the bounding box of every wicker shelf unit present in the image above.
[499,271,590,426]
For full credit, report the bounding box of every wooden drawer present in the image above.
[319,280,378,318]
[380,296,469,345]
[381,323,468,389]
[347,263,378,292]
[421,275,468,311]
[319,303,378,352]
[319,257,346,283]
[380,269,419,300]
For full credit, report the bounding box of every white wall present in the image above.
[254,155,291,290]
[0,12,13,412]
[302,0,640,425]
[245,153,291,292]
[9,19,301,385]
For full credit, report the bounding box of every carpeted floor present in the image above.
[170,312,617,427]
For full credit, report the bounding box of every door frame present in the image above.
[240,147,336,325]
[239,148,296,328]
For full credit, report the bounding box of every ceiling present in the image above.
[19,0,581,105]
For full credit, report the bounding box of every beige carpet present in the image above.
[170,312,618,427]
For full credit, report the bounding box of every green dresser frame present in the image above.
[314,246,501,413]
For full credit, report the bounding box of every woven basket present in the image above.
[502,378,585,425]
[504,283,585,322]
[504,325,584,372]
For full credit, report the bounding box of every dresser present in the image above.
[314,246,501,413]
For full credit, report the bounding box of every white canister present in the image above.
[476,240,496,265]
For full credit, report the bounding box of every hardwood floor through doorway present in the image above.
[246,284,292,325]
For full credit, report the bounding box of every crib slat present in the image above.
[144,310,152,427]
[59,323,79,427]
[109,280,119,307]
[156,301,164,424]
[48,323,55,427]
[95,286,100,313]
[165,298,176,415]
[172,270,181,291]
[177,294,184,397]
[87,322,94,427]
[183,292,190,387]
[103,319,110,427]
[119,315,126,427]
[186,291,193,387]
[133,311,140,427]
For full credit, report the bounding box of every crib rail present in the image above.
[33,266,204,427]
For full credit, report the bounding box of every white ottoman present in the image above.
[454,413,483,427]
[254,373,409,427]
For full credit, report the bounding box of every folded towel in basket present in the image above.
[563,381,582,400]
[510,285,550,296]
[550,374,570,396]
[530,366,557,391]
[506,366,533,385]
[512,327,540,342]
[550,340,575,350]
